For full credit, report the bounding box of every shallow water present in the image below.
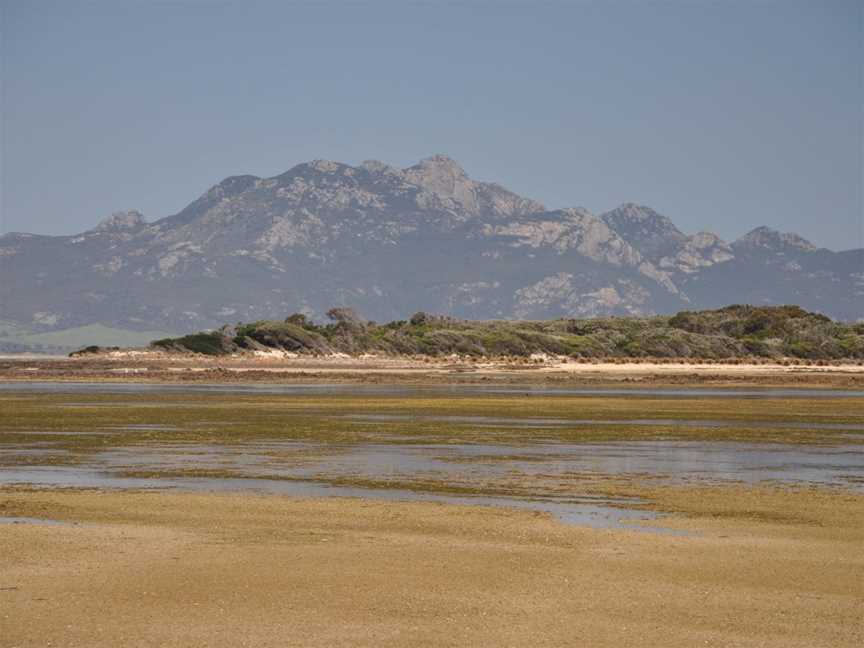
[2,438,863,531]
[2,381,863,399]
[0,516,78,526]
[2,382,862,532]
[0,465,674,532]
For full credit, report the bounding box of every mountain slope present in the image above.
[0,156,860,337]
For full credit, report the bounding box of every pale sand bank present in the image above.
[1,353,863,386]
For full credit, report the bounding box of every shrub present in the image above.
[145,305,857,360]
[410,311,430,326]
[326,307,366,326]
[152,332,228,355]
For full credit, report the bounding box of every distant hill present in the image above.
[143,305,864,361]
[0,323,174,355]
[1,155,861,341]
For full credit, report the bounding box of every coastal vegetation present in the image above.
[148,305,864,360]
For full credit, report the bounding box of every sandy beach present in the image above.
[2,485,863,648]
[1,364,862,646]
[1,353,863,389]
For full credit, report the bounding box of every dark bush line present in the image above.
[147,305,864,360]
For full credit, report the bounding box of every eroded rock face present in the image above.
[404,155,545,220]
[2,156,860,334]
[94,210,147,232]
[659,232,735,274]
[512,273,652,319]
[482,208,644,266]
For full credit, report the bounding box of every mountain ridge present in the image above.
[0,155,860,337]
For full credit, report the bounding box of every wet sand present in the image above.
[1,485,863,648]
[2,378,863,645]
[2,385,863,529]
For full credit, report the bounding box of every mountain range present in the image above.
[1,155,861,348]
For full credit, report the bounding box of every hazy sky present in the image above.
[1,0,861,250]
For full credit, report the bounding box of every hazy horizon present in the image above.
[1,0,861,250]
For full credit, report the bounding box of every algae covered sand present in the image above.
[1,384,863,646]
[1,484,862,648]
[3,388,864,446]
[1,388,863,495]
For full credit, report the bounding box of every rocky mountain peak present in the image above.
[216,174,260,191]
[359,159,400,176]
[404,155,466,190]
[272,160,355,185]
[400,155,544,219]
[93,210,146,232]
[410,154,467,177]
[611,203,658,220]
[602,203,684,234]
[735,226,817,252]
[403,154,471,202]
[306,159,342,174]
[600,203,686,261]
[4,155,857,338]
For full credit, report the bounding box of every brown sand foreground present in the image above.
[2,486,863,647]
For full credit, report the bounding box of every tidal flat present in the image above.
[1,382,863,646]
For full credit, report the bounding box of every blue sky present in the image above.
[1,0,861,250]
